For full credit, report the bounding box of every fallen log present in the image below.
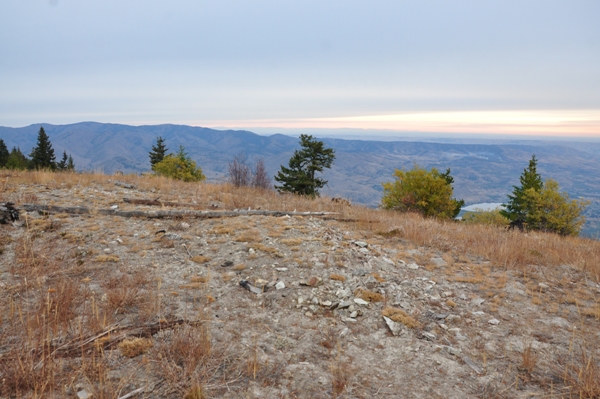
[22,203,337,219]
[123,197,205,209]
[0,202,19,223]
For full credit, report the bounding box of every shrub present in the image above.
[381,165,464,219]
[463,208,510,226]
[153,145,205,182]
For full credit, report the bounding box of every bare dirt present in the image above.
[1,178,599,398]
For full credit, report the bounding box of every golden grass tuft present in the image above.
[93,255,120,263]
[329,273,346,282]
[382,307,421,329]
[118,337,153,358]
[354,288,384,303]
[191,255,210,264]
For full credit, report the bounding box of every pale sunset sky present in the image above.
[1,1,599,137]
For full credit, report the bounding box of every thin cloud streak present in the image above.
[201,110,600,137]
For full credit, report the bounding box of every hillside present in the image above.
[1,171,599,398]
[1,122,600,237]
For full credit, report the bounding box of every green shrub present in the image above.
[153,145,205,182]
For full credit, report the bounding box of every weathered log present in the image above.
[22,203,336,219]
[114,180,136,189]
[123,197,205,209]
[0,202,19,223]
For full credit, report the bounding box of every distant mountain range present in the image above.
[2,122,599,237]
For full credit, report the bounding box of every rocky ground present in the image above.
[1,177,599,398]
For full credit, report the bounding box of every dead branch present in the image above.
[123,197,205,209]
[22,203,337,219]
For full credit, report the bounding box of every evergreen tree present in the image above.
[67,155,75,171]
[0,138,9,168]
[57,151,69,170]
[274,134,335,197]
[149,136,168,170]
[29,127,56,170]
[6,147,30,170]
[500,155,543,222]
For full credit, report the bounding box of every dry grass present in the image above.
[329,273,347,282]
[381,307,421,329]
[118,337,153,357]
[93,254,120,263]
[354,288,384,303]
[3,170,600,397]
[191,255,210,264]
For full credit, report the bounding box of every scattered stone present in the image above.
[462,355,484,374]
[354,298,369,306]
[441,291,453,298]
[443,345,461,356]
[383,316,405,336]
[426,310,449,320]
[364,275,379,289]
[488,318,500,325]
[163,233,181,240]
[354,241,368,248]
[337,300,353,309]
[350,311,358,318]
[275,281,286,290]
[248,248,256,254]
[538,282,549,290]
[406,263,419,270]
[276,267,288,272]
[110,204,118,210]
[221,260,234,267]
[472,298,485,306]
[320,300,332,307]
[471,311,485,316]
[239,280,264,295]
[77,390,92,399]
[421,331,437,341]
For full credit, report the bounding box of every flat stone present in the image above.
[471,311,485,316]
[354,298,369,306]
[275,281,286,290]
[488,318,500,325]
[383,316,404,336]
[349,311,358,318]
[354,241,368,248]
[337,300,353,309]
[406,263,419,270]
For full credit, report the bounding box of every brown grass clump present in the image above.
[184,385,207,399]
[382,307,421,329]
[233,264,246,271]
[190,276,209,283]
[354,288,384,303]
[557,344,600,398]
[280,238,303,247]
[191,255,210,264]
[330,273,346,282]
[371,272,386,282]
[93,254,120,262]
[118,337,154,357]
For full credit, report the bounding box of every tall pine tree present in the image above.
[0,138,9,168]
[500,155,543,222]
[274,134,335,197]
[149,136,168,170]
[29,127,56,170]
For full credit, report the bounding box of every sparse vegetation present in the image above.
[1,169,600,398]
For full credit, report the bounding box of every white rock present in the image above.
[275,281,286,290]
[354,298,369,306]
[354,241,368,248]
[488,318,500,325]
[383,316,404,336]
[77,390,92,399]
[406,263,419,270]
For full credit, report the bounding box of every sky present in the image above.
[1,1,600,137]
